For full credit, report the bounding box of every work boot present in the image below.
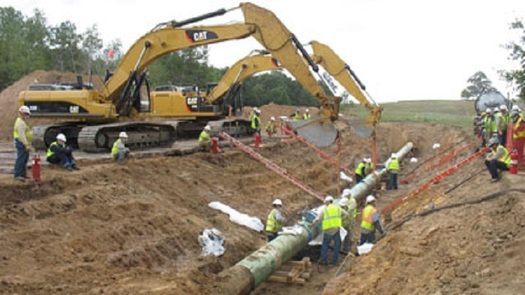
[71,165,80,170]
[317,259,328,265]
[14,176,26,182]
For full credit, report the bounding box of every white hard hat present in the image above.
[391,153,397,158]
[270,116,276,121]
[119,131,128,138]
[204,125,211,131]
[512,105,520,111]
[255,109,261,114]
[339,197,348,207]
[56,133,67,142]
[366,195,376,204]
[325,195,334,202]
[272,198,282,206]
[500,105,508,111]
[19,105,31,114]
[342,188,352,198]
[305,108,310,112]
[485,108,492,113]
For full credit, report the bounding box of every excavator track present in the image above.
[168,118,252,139]
[78,122,176,153]
[31,123,84,150]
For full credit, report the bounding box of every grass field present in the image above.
[342,100,476,127]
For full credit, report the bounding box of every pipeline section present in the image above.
[213,142,413,294]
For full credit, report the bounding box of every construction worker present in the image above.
[482,108,494,147]
[265,198,286,242]
[354,158,368,183]
[511,109,525,164]
[364,158,374,175]
[386,153,400,190]
[340,190,358,254]
[485,137,510,182]
[251,109,262,135]
[359,195,385,245]
[312,195,349,266]
[291,108,301,121]
[13,105,33,181]
[46,133,79,170]
[495,105,509,147]
[265,116,278,138]
[303,108,311,120]
[198,125,213,151]
[111,132,130,163]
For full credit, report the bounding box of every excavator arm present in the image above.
[308,40,382,127]
[107,3,340,122]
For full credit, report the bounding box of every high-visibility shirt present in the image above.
[265,122,277,133]
[361,205,377,231]
[265,209,283,233]
[355,162,366,176]
[251,114,261,130]
[198,130,210,143]
[387,158,400,171]
[348,197,358,219]
[13,117,32,144]
[111,139,123,157]
[496,144,511,166]
[303,113,311,120]
[46,141,65,158]
[513,117,525,139]
[293,113,301,121]
[322,204,342,231]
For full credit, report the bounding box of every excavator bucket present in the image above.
[287,119,338,147]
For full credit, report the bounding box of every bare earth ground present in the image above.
[1,71,524,294]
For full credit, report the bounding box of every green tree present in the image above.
[460,71,498,100]
[502,18,525,101]
[49,21,83,72]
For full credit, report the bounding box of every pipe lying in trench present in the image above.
[213,142,414,295]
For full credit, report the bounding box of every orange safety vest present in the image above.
[361,205,377,231]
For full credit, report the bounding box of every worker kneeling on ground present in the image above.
[485,137,510,182]
[265,198,286,242]
[359,195,385,245]
[198,125,213,152]
[46,133,79,170]
[312,195,349,266]
[112,132,130,163]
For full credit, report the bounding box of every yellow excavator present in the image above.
[148,50,283,138]
[19,2,340,152]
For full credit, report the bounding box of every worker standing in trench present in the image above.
[311,195,349,266]
[359,195,385,245]
[339,191,358,254]
[386,153,400,190]
[265,198,286,242]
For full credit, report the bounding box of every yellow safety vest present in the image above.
[513,117,525,139]
[46,141,64,158]
[496,145,511,167]
[13,117,32,144]
[198,130,210,143]
[355,162,366,176]
[265,209,282,233]
[361,205,377,231]
[349,198,358,219]
[293,113,301,121]
[387,158,400,171]
[111,139,122,157]
[251,115,261,130]
[322,204,342,231]
[303,113,311,120]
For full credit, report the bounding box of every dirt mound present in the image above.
[0,70,105,141]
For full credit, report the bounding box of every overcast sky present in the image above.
[2,0,524,103]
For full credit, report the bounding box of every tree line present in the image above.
[0,6,320,107]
